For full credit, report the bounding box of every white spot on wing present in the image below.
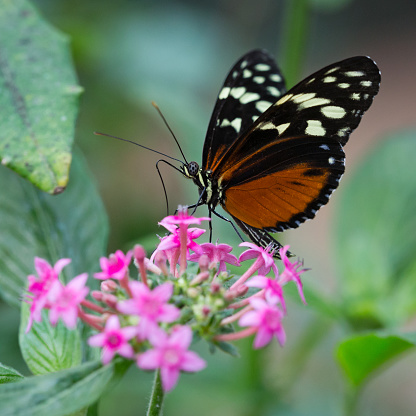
[254,63,270,71]
[276,123,290,135]
[328,157,335,165]
[243,69,252,78]
[360,80,372,87]
[338,83,350,89]
[276,94,292,106]
[306,120,326,136]
[350,93,361,100]
[325,67,339,75]
[219,87,230,99]
[255,100,273,112]
[299,97,331,109]
[260,122,276,130]
[230,87,246,99]
[267,86,280,97]
[319,144,330,150]
[253,76,265,84]
[240,92,261,104]
[344,70,365,77]
[323,76,336,83]
[292,92,316,103]
[321,105,346,119]
[269,73,282,82]
[230,118,242,132]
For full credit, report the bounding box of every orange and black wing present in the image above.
[206,55,380,247]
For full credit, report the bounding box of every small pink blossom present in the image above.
[117,281,180,340]
[279,245,307,304]
[88,315,136,364]
[239,242,278,278]
[47,273,89,329]
[150,227,206,275]
[137,325,206,391]
[245,275,286,312]
[94,250,132,280]
[26,257,71,332]
[158,207,210,231]
[239,297,286,348]
[189,242,239,272]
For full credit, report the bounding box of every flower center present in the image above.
[162,347,180,366]
[107,332,123,348]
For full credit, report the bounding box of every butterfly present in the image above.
[181,49,380,257]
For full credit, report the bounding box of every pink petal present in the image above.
[169,325,192,349]
[102,347,116,365]
[238,310,260,327]
[180,351,206,372]
[88,332,107,347]
[54,258,72,275]
[62,308,78,329]
[253,327,273,349]
[106,315,121,331]
[117,343,135,359]
[152,282,174,302]
[137,349,161,370]
[158,304,181,323]
[160,366,180,392]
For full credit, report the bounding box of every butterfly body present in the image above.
[183,50,380,256]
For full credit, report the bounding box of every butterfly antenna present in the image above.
[152,101,189,165]
[94,132,184,165]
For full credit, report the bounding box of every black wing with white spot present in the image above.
[252,56,381,147]
[202,49,286,170]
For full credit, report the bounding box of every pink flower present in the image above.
[88,315,136,364]
[150,227,206,276]
[279,246,307,304]
[245,275,286,312]
[158,207,210,231]
[47,273,89,329]
[137,325,206,391]
[26,257,71,332]
[94,250,132,280]
[239,242,278,278]
[117,281,180,340]
[189,242,239,272]
[239,297,286,348]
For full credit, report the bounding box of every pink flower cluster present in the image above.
[25,207,307,392]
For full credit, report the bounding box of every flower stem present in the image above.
[146,370,165,416]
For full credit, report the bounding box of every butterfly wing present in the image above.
[203,49,286,171]
[212,56,380,238]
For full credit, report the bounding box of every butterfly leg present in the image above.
[210,209,245,242]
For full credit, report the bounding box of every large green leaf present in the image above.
[0,363,24,384]
[0,150,108,308]
[0,360,114,416]
[19,302,82,375]
[336,332,416,386]
[334,131,416,326]
[0,0,82,194]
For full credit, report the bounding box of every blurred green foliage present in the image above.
[1,0,416,415]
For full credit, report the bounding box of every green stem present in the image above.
[146,370,165,416]
[281,0,310,88]
[344,383,360,416]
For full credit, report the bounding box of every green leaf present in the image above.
[0,149,108,308]
[0,363,24,384]
[336,332,416,386]
[0,0,82,194]
[0,360,114,416]
[19,302,81,375]
[334,131,416,325]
